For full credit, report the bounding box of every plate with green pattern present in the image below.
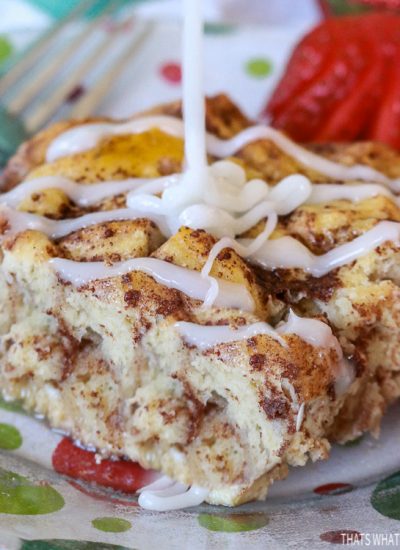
[1,396,400,550]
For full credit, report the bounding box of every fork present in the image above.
[0,0,154,166]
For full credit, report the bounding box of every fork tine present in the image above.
[24,16,125,133]
[7,2,119,114]
[0,0,98,96]
[70,22,155,119]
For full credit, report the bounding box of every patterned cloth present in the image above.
[1,398,400,549]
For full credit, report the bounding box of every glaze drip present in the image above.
[0,175,171,208]
[248,220,400,277]
[138,475,208,511]
[175,311,340,352]
[50,256,255,312]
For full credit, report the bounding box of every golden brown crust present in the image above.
[1,119,98,191]
[0,94,249,191]
[309,141,400,180]
[58,219,164,263]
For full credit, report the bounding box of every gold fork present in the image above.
[0,0,154,166]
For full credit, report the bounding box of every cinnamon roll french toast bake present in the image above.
[1,95,400,507]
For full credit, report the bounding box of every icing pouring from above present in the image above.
[181,0,207,194]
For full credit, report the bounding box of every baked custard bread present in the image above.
[1,95,400,506]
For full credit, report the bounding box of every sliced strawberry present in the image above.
[265,20,337,119]
[314,32,384,141]
[368,49,400,150]
[270,19,370,141]
[52,437,156,493]
[265,13,400,148]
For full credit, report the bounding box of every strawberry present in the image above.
[264,13,400,150]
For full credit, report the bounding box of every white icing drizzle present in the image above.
[46,115,185,162]
[138,475,208,511]
[2,169,398,308]
[206,127,400,191]
[1,175,395,225]
[175,311,338,352]
[128,169,311,239]
[175,320,286,350]
[296,403,305,432]
[0,175,171,208]
[308,183,394,204]
[248,220,400,277]
[335,357,356,396]
[175,310,353,398]
[2,171,398,298]
[0,206,166,239]
[50,256,255,312]
[46,116,400,190]
[276,310,341,352]
[182,0,207,189]
[200,212,278,309]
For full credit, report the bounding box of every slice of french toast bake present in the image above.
[1,95,400,506]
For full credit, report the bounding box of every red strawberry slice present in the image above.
[264,13,400,150]
[269,19,370,141]
[52,437,156,493]
[314,32,384,140]
[266,20,337,119]
[369,48,400,150]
